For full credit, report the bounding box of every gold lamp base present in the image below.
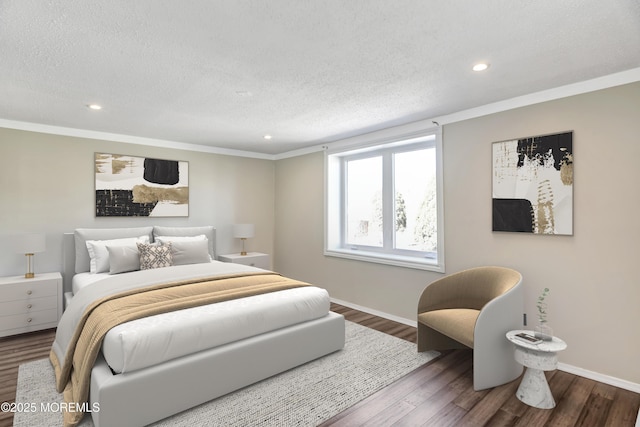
[25,253,35,279]
[240,238,247,256]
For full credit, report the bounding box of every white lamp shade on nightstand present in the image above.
[13,233,46,255]
[13,233,46,278]
[233,224,255,239]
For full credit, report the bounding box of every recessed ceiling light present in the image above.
[472,63,490,72]
[88,104,102,110]
[263,135,273,140]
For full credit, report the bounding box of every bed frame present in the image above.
[61,231,345,427]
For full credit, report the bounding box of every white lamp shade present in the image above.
[14,233,46,254]
[233,224,254,239]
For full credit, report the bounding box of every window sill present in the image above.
[324,248,444,272]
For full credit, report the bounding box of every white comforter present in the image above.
[54,262,330,374]
[104,286,329,373]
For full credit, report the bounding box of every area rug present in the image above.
[14,321,439,426]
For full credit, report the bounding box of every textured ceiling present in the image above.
[1,1,639,155]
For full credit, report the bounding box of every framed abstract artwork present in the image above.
[95,153,189,217]
[492,131,573,235]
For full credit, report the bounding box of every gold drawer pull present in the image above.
[27,304,33,309]
[27,318,32,323]
[26,290,33,295]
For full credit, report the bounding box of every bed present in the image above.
[53,226,345,427]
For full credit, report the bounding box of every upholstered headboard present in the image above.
[62,226,217,296]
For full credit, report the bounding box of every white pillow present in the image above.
[153,226,216,259]
[107,245,141,274]
[86,236,149,274]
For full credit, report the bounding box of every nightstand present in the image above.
[218,252,270,270]
[0,272,63,337]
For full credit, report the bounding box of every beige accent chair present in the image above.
[417,266,524,391]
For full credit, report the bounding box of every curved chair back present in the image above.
[418,266,521,313]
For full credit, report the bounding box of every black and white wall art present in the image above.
[492,132,573,235]
[95,153,189,217]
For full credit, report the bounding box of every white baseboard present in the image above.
[330,297,416,327]
[557,363,640,394]
[331,297,640,395]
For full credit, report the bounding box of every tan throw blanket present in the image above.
[49,271,309,427]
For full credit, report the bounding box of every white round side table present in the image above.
[506,330,567,409]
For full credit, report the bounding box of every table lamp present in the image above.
[14,233,46,278]
[233,224,254,256]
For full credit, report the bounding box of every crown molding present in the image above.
[431,67,640,126]
[0,119,276,160]
[2,67,639,161]
[277,66,640,159]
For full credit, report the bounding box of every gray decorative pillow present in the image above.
[107,244,140,274]
[137,242,173,270]
[167,239,211,266]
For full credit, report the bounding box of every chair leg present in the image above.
[417,323,429,352]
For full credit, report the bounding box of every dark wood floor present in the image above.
[0,327,55,427]
[1,304,638,427]
[325,303,640,427]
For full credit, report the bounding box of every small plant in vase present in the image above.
[535,287,553,341]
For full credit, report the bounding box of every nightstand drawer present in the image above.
[1,308,59,331]
[0,280,58,302]
[0,295,58,316]
[232,256,269,269]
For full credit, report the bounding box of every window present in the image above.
[325,130,444,271]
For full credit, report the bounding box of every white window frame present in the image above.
[324,129,445,272]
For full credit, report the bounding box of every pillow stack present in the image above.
[85,234,212,275]
[85,236,149,274]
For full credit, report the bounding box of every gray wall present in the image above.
[0,128,275,277]
[274,82,640,384]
